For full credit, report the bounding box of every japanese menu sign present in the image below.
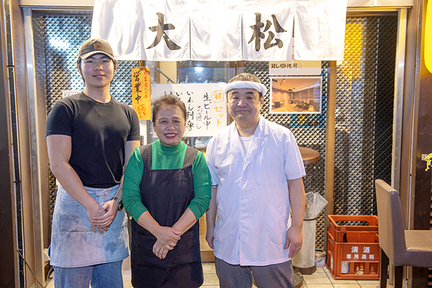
[342,243,379,262]
[269,60,322,76]
[152,83,227,137]
[132,67,151,120]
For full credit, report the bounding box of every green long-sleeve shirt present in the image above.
[123,140,211,222]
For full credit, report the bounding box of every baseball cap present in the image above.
[78,38,115,60]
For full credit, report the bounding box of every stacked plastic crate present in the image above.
[326,215,380,280]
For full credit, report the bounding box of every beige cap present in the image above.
[78,38,115,60]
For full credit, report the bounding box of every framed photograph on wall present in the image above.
[270,77,322,114]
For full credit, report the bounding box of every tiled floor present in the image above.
[46,262,392,288]
[299,266,385,288]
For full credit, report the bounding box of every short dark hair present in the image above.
[228,73,261,84]
[152,94,187,124]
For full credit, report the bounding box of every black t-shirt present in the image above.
[46,92,140,188]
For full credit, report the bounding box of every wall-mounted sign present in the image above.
[152,83,227,137]
[269,60,322,76]
[270,76,322,114]
[131,67,151,120]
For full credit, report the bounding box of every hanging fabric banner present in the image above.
[242,7,294,61]
[140,1,190,61]
[190,3,242,61]
[91,0,143,61]
[131,67,151,120]
[294,0,347,60]
[92,0,190,61]
[92,0,347,61]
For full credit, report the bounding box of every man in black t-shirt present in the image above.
[46,38,140,288]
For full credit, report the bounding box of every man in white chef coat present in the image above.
[205,73,306,288]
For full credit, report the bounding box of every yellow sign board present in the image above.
[425,1,432,73]
[131,67,151,120]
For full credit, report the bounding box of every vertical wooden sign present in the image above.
[131,67,151,120]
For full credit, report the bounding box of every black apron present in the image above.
[131,144,203,288]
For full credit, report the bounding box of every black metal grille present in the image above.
[41,15,139,111]
[35,13,397,252]
[333,16,396,217]
[43,15,92,112]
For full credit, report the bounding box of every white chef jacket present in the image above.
[206,116,306,266]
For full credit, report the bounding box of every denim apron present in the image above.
[130,145,203,288]
[50,185,129,268]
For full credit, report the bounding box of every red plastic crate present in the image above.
[328,215,378,242]
[326,215,380,280]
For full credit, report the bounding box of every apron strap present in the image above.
[140,143,198,170]
[139,144,153,170]
[183,146,198,168]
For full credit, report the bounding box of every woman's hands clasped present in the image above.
[153,227,181,259]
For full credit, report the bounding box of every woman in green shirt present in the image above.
[123,94,211,288]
